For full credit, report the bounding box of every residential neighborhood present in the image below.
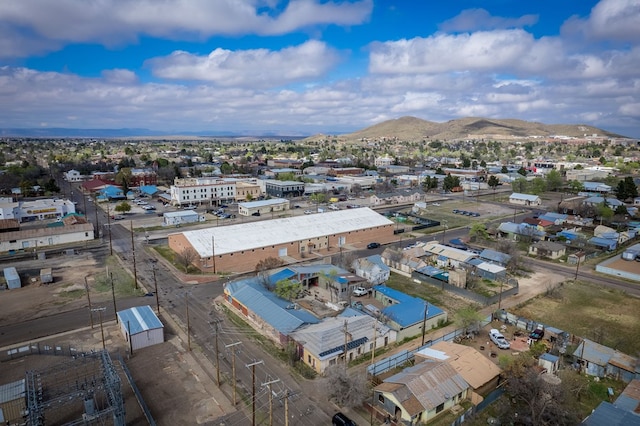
[1,130,640,425]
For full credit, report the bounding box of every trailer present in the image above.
[3,267,21,289]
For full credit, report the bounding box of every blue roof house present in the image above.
[224,277,319,346]
[100,185,125,200]
[479,248,511,267]
[373,286,447,341]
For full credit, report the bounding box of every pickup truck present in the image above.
[489,329,511,349]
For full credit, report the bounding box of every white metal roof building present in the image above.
[168,207,395,273]
[117,305,164,351]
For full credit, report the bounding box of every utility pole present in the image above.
[151,261,160,315]
[246,360,264,426]
[93,194,99,237]
[574,256,580,282]
[106,202,113,255]
[92,307,107,349]
[185,293,191,351]
[211,319,222,386]
[225,341,242,405]
[498,279,504,311]
[130,220,138,289]
[127,320,133,356]
[371,320,378,366]
[284,390,290,426]
[85,277,94,329]
[110,272,118,323]
[262,378,280,426]
[421,301,429,346]
[441,220,447,244]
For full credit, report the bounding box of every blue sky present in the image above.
[1,0,639,137]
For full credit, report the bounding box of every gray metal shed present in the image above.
[3,267,21,289]
[40,268,53,284]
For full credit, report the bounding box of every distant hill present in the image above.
[330,116,626,142]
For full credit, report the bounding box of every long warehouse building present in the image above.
[168,207,395,273]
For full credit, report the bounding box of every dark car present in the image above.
[251,211,261,216]
[367,242,380,249]
[332,412,357,426]
[530,328,545,340]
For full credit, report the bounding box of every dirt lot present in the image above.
[0,313,236,425]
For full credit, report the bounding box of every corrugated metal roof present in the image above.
[509,193,540,201]
[225,277,319,334]
[176,207,393,257]
[583,401,640,425]
[238,198,289,208]
[479,248,511,264]
[164,210,199,218]
[0,379,25,403]
[116,305,163,335]
[416,341,501,390]
[289,315,384,359]
[374,286,445,327]
[383,361,468,414]
[423,242,476,262]
[573,339,615,366]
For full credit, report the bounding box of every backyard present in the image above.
[511,280,640,356]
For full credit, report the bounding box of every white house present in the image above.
[163,210,201,226]
[64,169,84,182]
[352,255,390,285]
[509,193,542,206]
[117,305,164,351]
[170,177,237,206]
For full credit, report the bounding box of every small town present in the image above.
[2,1,640,425]
[1,128,640,426]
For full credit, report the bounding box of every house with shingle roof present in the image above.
[528,240,566,259]
[373,361,470,424]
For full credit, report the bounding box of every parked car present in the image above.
[352,286,368,297]
[332,412,357,426]
[529,327,545,341]
[489,329,511,349]
[304,210,313,215]
[143,205,156,210]
[367,242,380,249]
[251,212,261,216]
[111,214,124,220]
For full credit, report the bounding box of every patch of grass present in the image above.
[511,280,640,355]
[93,255,143,297]
[58,289,84,299]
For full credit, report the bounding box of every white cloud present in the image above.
[0,0,372,57]
[586,0,640,42]
[146,40,341,88]
[369,30,564,76]
[439,8,538,32]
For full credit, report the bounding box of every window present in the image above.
[378,394,385,403]
[436,403,444,413]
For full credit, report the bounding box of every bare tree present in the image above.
[175,247,198,273]
[501,367,580,425]
[323,364,369,408]
[254,257,285,290]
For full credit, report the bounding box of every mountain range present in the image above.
[325,116,627,143]
[0,117,627,140]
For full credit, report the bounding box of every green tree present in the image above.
[442,174,460,191]
[114,201,132,214]
[511,177,529,193]
[455,307,483,334]
[274,279,303,301]
[115,167,133,194]
[219,161,232,174]
[596,202,614,224]
[530,177,547,194]
[43,178,60,194]
[468,223,489,242]
[517,166,527,176]
[500,165,508,173]
[487,175,500,199]
[545,169,563,192]
[567,180,584,194]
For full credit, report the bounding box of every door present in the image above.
[278,248,287,257]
